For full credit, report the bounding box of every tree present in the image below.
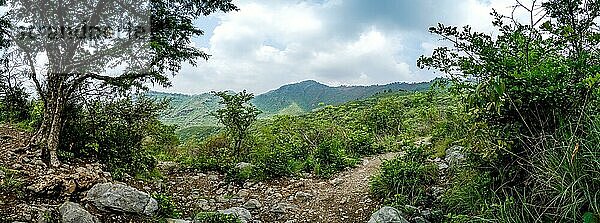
[212,90,260,157]
[4,0,238,166]
[417,0,600,136]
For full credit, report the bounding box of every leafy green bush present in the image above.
[152,193,182,218]
[58,96,176,179]
[370,146,438,207]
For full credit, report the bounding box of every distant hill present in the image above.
[252,80,433,114]
[148,79,435,128]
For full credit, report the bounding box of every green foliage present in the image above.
[417,1,600,222]
[194,212,241,223]
[370,147,438,207]
[147,80,435,129]
[0,166,23,194]
[212,90,260,157]
[0,81,30,124]
[59,96,177,179]
[152,193,182,218]
[441,169,494,218]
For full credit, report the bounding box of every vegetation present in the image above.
[0,0,598,222]
[146,79,435,130]
[4,0,238,167]
[212,90,261,157]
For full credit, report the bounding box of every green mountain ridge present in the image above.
[148,79,436,128]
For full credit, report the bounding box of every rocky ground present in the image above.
[125,152,398,223]
[0,124,409,223]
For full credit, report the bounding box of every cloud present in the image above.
[154,0,520,94]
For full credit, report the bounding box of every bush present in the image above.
[58,96,174,179]
[152,193,181,218]
[370,146,438,207]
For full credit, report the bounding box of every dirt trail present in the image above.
[143,152,400,223]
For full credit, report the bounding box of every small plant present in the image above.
[0,167,23,194]
[152,193,182,218]
[370,146,437,207]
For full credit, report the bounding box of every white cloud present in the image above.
[154,0,524,94]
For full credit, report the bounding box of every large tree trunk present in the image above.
[30,84,66,168]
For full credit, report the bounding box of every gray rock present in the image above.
[445,146,466,167]
[295,191,312,202]
[235,162,253,169]
[219,207,252,223]
[270,203,297,214]
[85,182,158,216]
[0,169,5,179]
[243,199,262,210]
[59,202,98,223]
[368,206,409,223]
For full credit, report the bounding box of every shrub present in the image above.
[370,146,438,207]
[58,96,173,179]
[152,193,181,218]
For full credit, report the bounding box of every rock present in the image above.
[166,219,192,223]
[243,199,262,210]
[295,191,312,202]
[235,162,253,169]
[368,206,409,223]
[0,169,5,179]
[237,189,249,198]
[85,182,158,216]
[208,175,219,181]
[329,178,344,186]
[59,201,98,223]
[445,146,466,168]
[437,162,449,170]
[198,199,211,210]
[270,203,297,214]
[219,207,252,223]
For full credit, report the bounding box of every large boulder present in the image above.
[85,182,158,216]
[218,207,252,223]
[368,206,409,223]
[59,201,98,223]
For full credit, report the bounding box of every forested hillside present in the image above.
[149,79,434,128]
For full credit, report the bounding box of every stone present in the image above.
[270,203,297,214]
[235,162,253,169]
[85,182,158,216]
[237,189,249,198]
[445,146,466,168]
[367,206,409,223]
[219,207,252,223]
[329,178,344,186]
[59,202,98,223]
[437,162,449,170]
[243,199,262,209]
[0,169,5,179]
[295,191,312,202]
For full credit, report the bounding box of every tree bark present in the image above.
[30,82,65,168]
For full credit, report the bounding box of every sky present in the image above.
[153,0,521,95]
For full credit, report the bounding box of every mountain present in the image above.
[252,80,433,114]
[148,79,435,128]
[146,91,221,128]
